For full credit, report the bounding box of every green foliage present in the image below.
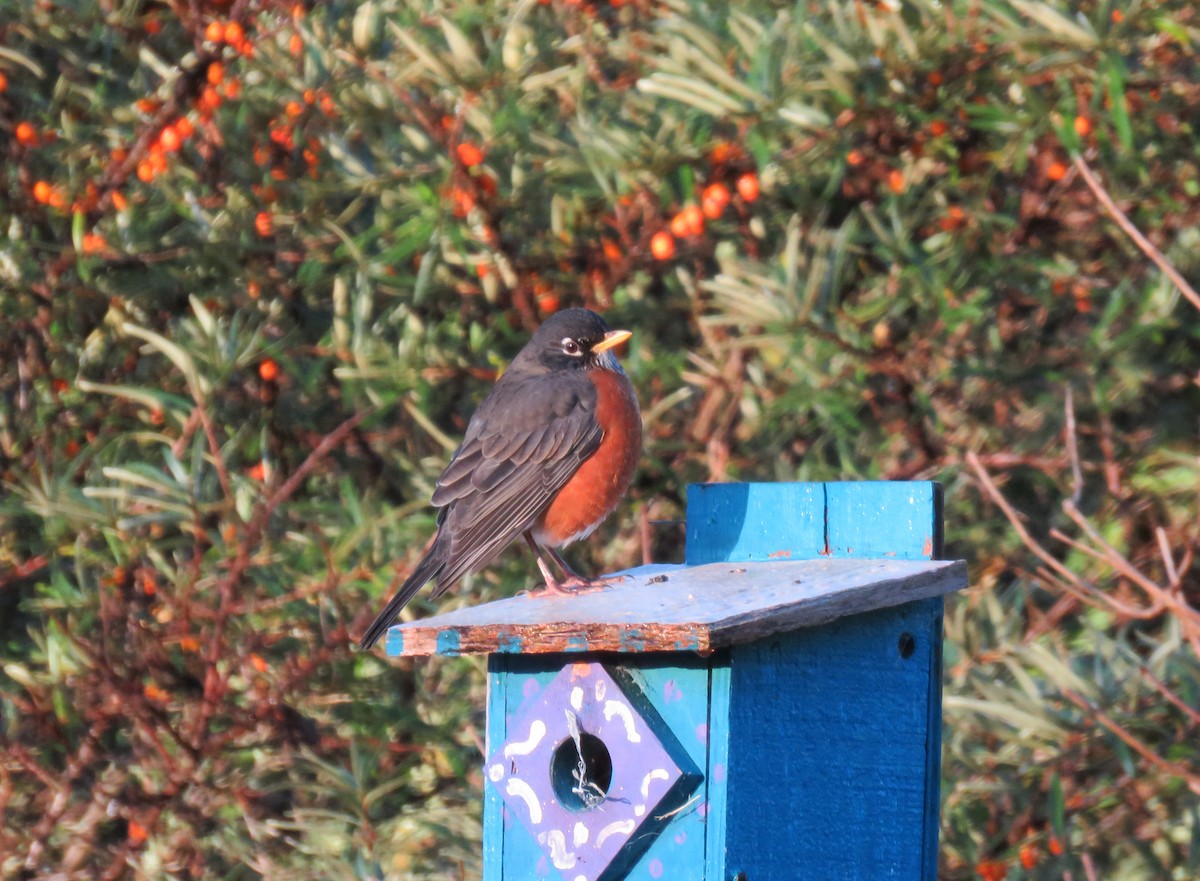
[2,0,1198,879]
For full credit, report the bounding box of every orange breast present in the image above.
[535,368,642,546]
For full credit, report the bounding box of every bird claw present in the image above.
[525,573,625,599]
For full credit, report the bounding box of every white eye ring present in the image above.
[561,337,581,356]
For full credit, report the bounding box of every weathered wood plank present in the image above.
[385,557,966,657]
[685,482,825,564]
[724,597,945,880]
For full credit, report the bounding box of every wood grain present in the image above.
[384,557,966,656]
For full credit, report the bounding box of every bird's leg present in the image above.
[522,533,619,597]
[544,545,627,590]
[523,532,570,596]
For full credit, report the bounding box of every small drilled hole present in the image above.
[898,632,916,659]
[551,733,613,811]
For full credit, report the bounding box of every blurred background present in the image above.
[1,0,1198,878]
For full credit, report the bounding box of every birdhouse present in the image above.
[386,481,967,881]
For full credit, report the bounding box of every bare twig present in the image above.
[1063,387,1083,506]
[1071,154,1200,313]
[1063,689,1200,794]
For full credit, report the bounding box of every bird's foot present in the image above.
[559,573,627,591]
[525,572,626,598]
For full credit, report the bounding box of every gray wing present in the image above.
[424,371,602,592]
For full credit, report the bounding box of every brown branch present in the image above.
[1070,153,1200,313]
[1062,689,1200,795]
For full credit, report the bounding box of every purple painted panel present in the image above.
[486,662,701,881]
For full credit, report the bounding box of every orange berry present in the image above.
[1048,836,1064,856]
[536,292,560,314]
[258,358,280,381]
[975,860,1008,881]
[1073,115,1091,137]
[846,148,866,167]
[928,70,943,86]
[456,141,485,167]
[929,119,948,137]
[285,100,303,118]
[736,172,760,202]
[223,78,241,99]
[250,653,269,673]
[175,117,194,140]
[0,72,8,93]
[1047,160,1068,181]
[144,15,162,35]
[887,168,905,194]
[601,239,622,261]
[128,820,149,845]
[15,121,38,147]
[224,21,245,47]
[136,160,155,182]
[207,61,224,85]
[47,187,66,210]
[180,636,200,652]
[670,211,690,238]
[1111,9,1123,22]
[303,88,316,104]
[319,93,336,116]
[197,85,222,114]
[247,280,262,299]
[1019,843,1037,870]
[32,180,52,203]
[650,230,676,261]
[247,461,268,481]
[270,124,293,149]
[701,196,724,220]
[112,190,128,211]
[143,683,170,704]
[709,141,740,165]
[159,126,181,153]
[289,32,303,55]
[702,182,730,210]
[205,20,224,42]
[81,232,108,254]
[450,187,475,217]
[254,211,274,237]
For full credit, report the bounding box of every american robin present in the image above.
[359,308,641,649]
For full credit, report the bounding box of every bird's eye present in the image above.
[561,338,581,356]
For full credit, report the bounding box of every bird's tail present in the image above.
[358,547,446,650]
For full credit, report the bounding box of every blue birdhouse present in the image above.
[386,481,967,881]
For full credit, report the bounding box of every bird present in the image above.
[359,308,642,649]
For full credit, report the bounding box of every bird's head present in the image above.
[517,308,632,374]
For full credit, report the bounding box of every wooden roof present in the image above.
[384,557,967,657]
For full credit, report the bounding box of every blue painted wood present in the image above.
[483,655,508,881]
[686,482,825,564]
[723,597,944,880]
[702,659,731,881]
[826,480,943,560]
[487,654,719,881]
[686,480,943,564]
[686,481,946,881]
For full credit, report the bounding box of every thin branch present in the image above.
[1063,689,1200,794]
[1071,153,1200,313]
[1063,386,1083,507]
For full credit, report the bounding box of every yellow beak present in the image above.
[592,329,632,354]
